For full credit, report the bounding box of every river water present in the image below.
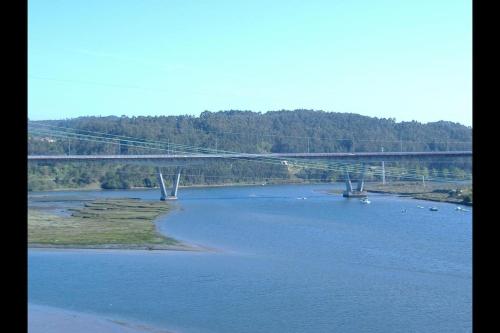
[28,184,472,333]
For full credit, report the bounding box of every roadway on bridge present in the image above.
[28,151,472,163]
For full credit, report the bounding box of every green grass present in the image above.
[28,198,180,246]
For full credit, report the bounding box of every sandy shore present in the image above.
[29,304,177,333]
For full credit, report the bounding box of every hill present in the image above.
[28,110,472,191]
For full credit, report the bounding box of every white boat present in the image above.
[417,205,424,209]
[360,198,371,204]
[429,207,439,211]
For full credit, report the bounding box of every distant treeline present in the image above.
[28,110,472,191]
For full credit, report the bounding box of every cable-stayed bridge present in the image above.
[28,151,471,163]
[28,123,472,200]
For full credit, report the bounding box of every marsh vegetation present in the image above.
[28,198,184,249]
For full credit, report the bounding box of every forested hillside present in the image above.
[28,110,472,191]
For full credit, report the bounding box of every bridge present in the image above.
[28,150,472,200]
[28,151,471,163]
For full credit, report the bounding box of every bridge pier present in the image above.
[157,167,168,201]
[170,168,181,199]
[356,163,367,192]
[157,167,182,201]
[381,147,386,185]
[343,164,367,198]
[344,167,353,193]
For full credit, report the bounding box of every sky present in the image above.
[28,0,472,126]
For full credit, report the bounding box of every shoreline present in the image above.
[27,242,211,252]
[28,196,222,253]
[327,181,472,206]
[28,198,197,250]
[363,181,472,206]
[365,189,473,206]
[29,180,332,193]
[28,303,179,333]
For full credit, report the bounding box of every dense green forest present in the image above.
[28,110,472,191]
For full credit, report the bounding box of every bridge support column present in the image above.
[157,167,168,201]
[381,147,386,185]
[343,164,367,198]
[170,168,181,199]
[157,167,182,200]
[356,163,367,192]
[344,168,353,194]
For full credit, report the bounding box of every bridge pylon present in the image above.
[170,168,181,199]
[343,164,367,198]
[157,167,168,201]
[356,163,367,192]
[157,167,182,201]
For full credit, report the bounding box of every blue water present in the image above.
[28,184,472,332]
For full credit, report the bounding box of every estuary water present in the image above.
[28,184,472,333]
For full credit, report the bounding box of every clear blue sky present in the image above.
[28,0,472,125]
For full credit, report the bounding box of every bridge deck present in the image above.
[28,151,472,163]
